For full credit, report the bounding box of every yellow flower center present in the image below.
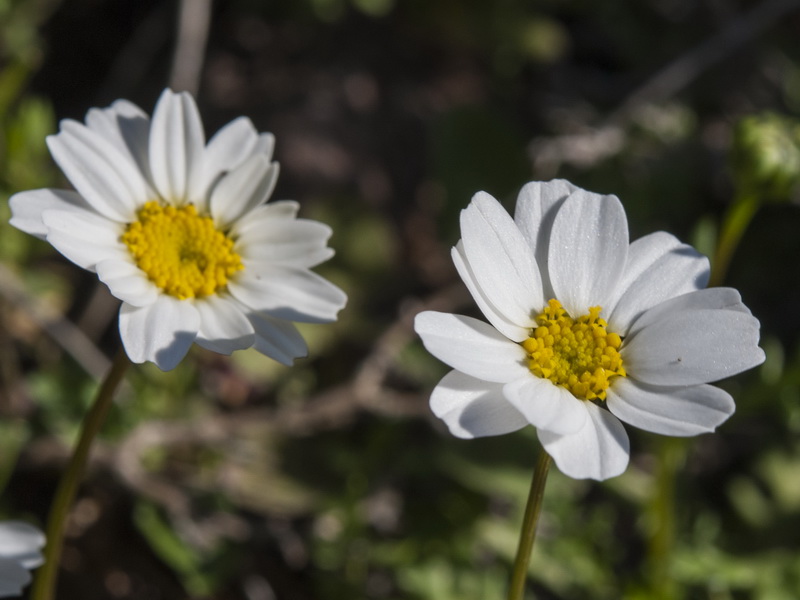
[121,201,243,300]
[522,299,626,401]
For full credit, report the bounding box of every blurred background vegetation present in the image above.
[2,0,800,598]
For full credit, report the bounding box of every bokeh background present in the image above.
[2,0,800,598]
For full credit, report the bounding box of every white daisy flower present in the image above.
[0,521,45,598]
[414,180,765,480]
[10,89,347,371]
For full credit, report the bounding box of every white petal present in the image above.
[229,201,300,238]
[148,89,205,202]
[0,557,32,597]
[229,264,346,324]
[253,132,275,159]
[503,376,589,435]
[118,296,200,370]
[607,378,735,436]
[607,232,680,304]
[514,179,577,296]
[85,99,153,185]
[96,259,159,307]
[430,370,528,438]
[194,295,256,354]
[459,192,543,328]
[244,246,334,271]
[608,231,710,332]
[414,311,529,383]
[0,522,45,564]
[15,554,41,571]
[548,191,628,316]
[188,116,260,205]
[42,209,128,271]
[47,121,151,221]
[210,155,279,227]
[451,242,529,342]
[248,311,308,365]
[539,402,630,480]
[628,288,751,335]
[9,189,90,239]
[623,306,765,386]
[238,218,334,269]
[514,180,578,252]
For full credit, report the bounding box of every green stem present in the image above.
[710,193,760,287]
[31,349,131,600]
[643,190,760,598]
[647,437,686,600]
[507,448,552,600]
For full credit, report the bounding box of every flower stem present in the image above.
[709,193,760,287]
[507,448,552,600]
[647,436,686,600]
[31,348,131,600]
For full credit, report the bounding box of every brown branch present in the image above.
[531,0,800,174]
[609,0,800,124]
[0,263,110,379]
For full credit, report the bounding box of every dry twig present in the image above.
[531,0,800,174]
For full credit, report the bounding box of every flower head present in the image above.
[10,89,347,370]
[0,521,44,598]
[414,180,765,480]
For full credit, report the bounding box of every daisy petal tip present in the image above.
[120,328,197,371]
[430,371,528,438]
[606,379,736,438]
[464,192,508,223]
[585,456,628,481]
[153,333,198,371]
[518,178,576,200]
[430,403,482,440]
[551,444,630,481]
[469,190,499,205]
[271,343,308,367]
[448,406,527,438]
[119,299,201,370]
[8,190,52,238]
[156,87,177,104]
[413,311,454,342]
[196,333,257,357]
[539,404,630,481]
[254,132,276,161]
[261,131,276,147]
[118,333,146,366]
[442,421,480,440]
[413,310,436,331]
[754,345,767,367]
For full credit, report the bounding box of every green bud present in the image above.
[732,112,800,202]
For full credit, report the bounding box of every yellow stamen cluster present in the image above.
[121,201,243,300]
[523,299,626,401]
